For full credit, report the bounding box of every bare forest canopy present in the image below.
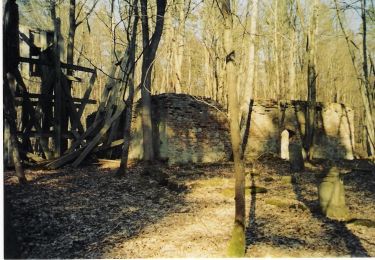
[14,0,374,107]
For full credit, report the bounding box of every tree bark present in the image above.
[220,0,246,256]
[4,76,27,184]
[274,0,281,99]
[361,0,375,157]
[3,0,26,183]
[67,0,76,71]
[173,0,186,93]
[305,0,318,160]
[117,0,139,176]
[239,0,258,156]
[140,0,167,162]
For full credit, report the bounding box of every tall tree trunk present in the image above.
[173,0,186,93]
[220,0,246,256]
[334,0,375,157]
[3,1,26,183]
[239,0,258,155]
[274,0,281,99]
[160,4,172,93]
[110,0,116,64]
[65,0,77,152]
[241,0,258,113]
[204,44,211,97]
[117,0,139,176]
[289,28,297,99]
[140,0,167,162]
[361,0,375,157]
[305,0,318,160]
[67,0,76,70]
[4,77,27,184]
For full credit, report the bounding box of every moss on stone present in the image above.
[198,177,227,187]
[264,177,274,182]
[227,223,245,257]
[318,167,350,221]
[347,219,375,228]
[265,198,291,208]
[325,205,350,221]
[281,176,294,185]
[265,198,307,211]
[246,186,268,194]
[222,188,250,198]
[222,186,267,198]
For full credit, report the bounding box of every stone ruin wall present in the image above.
[129,94,355,164]
[129,94,231,164]
[243,100,355,160]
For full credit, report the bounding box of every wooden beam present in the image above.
[15,93,96,104]
[93,139,124,152]
[12,69,53,159]
[14,98,95,106]
[17,131,75,138]
[61,74,85,135]
[25,152,45,162]
[46,149,83,169]
[65,75,82,82]
[77,71,97,119]
[19,56,96,73]
[61,62,96,74]
[72,105,125,167]
[65,116,104,154]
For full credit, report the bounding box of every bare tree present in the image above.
[3,0,27,184]
[117,0,139,176]
[304,0,319,160]
[218,0,246,256]
[140,0,167,162]
[334,0,375,158]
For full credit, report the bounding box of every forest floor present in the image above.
[4,155,375,258]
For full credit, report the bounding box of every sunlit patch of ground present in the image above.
[4,157,375,258]
[103,172,240,258]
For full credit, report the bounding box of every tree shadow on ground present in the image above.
[290,166,369,257]
[243,156,371,256]
[245,173,257,248]
[4,162,228,258]
[244,168,307,253]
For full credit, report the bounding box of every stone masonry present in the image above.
[128,94,355,164]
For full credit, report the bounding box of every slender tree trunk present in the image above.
[241,0,258,113]
[305,0,318,160]
[117,0,139,176]
[334,0,375,157]
[204,45,211,97]
[220,0,246,256]
[65,0,76,152]
[274,0,281,99]
[239,0,258,155]
[140,0,167,162]
[4,76,27,184]
[110,0,116,64]
[161,4,172,93]
[174,0,186,93]
[361,0,375,157]
[67,0,76,69]
[289,28,297,99]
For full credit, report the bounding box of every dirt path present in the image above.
[4,158,375,258]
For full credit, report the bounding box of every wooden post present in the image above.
[53,18,63,157]
[3,76,27,184]
[12,69,53,159]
